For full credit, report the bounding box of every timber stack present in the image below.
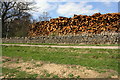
[29,13,120,36]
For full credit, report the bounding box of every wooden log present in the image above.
[29,13,120,36]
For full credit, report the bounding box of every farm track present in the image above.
[1,44,119,49]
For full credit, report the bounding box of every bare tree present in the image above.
[0,1,34,37]
[39,12,51,21]
[8,13,32,37]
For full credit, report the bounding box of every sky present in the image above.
[29,0,119,20]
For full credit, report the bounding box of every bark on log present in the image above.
[29,13,120,36]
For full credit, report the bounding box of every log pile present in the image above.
[29,13,120,36]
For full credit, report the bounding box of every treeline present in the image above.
[0,1,33,38]
[29,13,120,36]
[0,1,40,38]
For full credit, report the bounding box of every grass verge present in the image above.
[2,43,119,46]
[2,46,119,71]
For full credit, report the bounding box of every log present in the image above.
[28,13,120,36]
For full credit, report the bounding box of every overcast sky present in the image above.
[29,0,119,19]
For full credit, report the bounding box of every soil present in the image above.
[2,56,118,78]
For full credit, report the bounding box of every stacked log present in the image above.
[29,13,120,36]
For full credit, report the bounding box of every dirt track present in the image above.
[1,44,119,49]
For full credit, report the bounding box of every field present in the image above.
[2,45,119,78]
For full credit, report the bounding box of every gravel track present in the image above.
[1,44,119,49]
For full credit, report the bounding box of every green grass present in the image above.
[68,73,74,78]
[2,67,38,78]
[2,42,119,46]
[2,46,119,71]
[52,75,59,78]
